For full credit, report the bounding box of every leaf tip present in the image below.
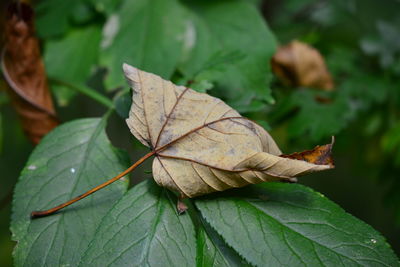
[122,63,136,76]
[122,63,140,88]
[281,138,335,168]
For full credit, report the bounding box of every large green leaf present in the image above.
[79,179,196,266]
[79,177,252,267]
[100,0,187,90]
[195,183,399,266]
[179,0,277,111]
[11,118,130,266]
[196,216,251,267]
[44,26,102,106]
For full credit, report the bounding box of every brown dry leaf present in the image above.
[1,2,58,144]
[124,64,334,198]
[281,137,334,167]
[271,40,334,91]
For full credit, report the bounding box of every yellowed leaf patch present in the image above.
[124,64,334,198]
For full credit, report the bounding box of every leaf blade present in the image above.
[195,183,399,266]
[179,1,277,109]
[101,0,187,90]
[79,179,196,267]
[44,26,101,105]
[196,216,251,267]
[11,118,129,266]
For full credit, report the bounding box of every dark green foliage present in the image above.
[196,183,398,266]
[80,179,196,266]
[11,118,129,266]
[12,156,399,266]
[267,0,400,229]
[4,0,400,265]
[178,0,276,110]
[44,26,102,105]
[101,0,187,89]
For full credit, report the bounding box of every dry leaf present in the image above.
[271,40,334,91]
[281,138,334,167]
[1,2,58,144]
[124,64,334,198]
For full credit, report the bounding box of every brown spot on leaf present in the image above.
[271,40,334,91]
[2,2,58,144]
[280,137,335,167]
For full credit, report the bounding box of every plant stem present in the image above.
[49,78,114,109]
[31,151,155,218]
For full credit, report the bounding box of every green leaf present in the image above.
[35,0,96,38]
[181,51,246,93]
[278,68,390,142]
[79,179,196,266]
[113,89,131,119]
[70,1,97,25]
[272,45,392,142]
[179,0,277,110]
[101,0,187,90]
[44,26,102,106]
[271,87,361,142]
[361,21,400,68]
[89,0,122,15]
[11,118,130,266]
[287,90,354,141]
[195,183,399,266]
[35,0,74,38]
[196,216,250,267]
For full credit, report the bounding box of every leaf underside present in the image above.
[124,65,333,198]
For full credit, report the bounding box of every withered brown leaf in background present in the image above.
[1,2,58,144]
[271,40,334,91]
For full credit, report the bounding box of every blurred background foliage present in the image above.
[1,0,400,265]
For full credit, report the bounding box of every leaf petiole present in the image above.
[30,116,243,218]
[30,150,155,218]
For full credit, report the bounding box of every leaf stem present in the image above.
[31,151,155,219]
[49,78,114,109]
